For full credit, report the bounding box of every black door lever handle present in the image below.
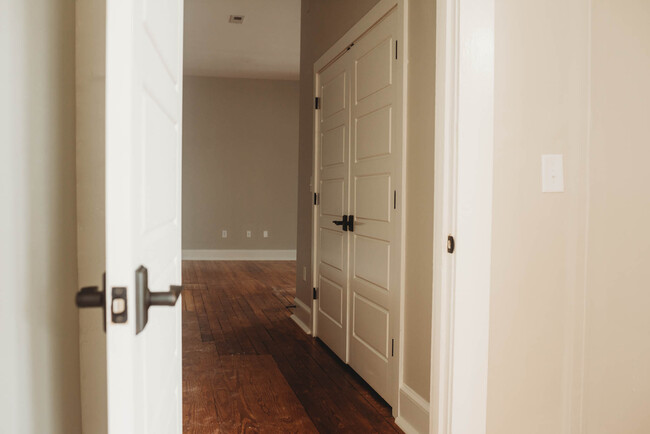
[135,266,182,334]
[332,215,349,231]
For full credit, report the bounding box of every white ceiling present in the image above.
[184,0,301,80]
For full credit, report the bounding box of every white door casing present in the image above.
[105,0,184,433]
[312,3,404,409]
[430,0,495,432]
[315,52,352,362]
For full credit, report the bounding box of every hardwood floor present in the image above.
[182,260,402,433]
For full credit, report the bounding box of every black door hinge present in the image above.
[315,97,320,110]
[314,192,320,205]
[395,40,398,60]
[313,287,318,300]
[391,339,395,357]
[447,235,455,254]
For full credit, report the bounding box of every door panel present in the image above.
[319,277,344,326]
[348,9,401,406]
[352,293,390,358]
[355,37,393,102]
[355,106,392,160]
[320,179,345,217]
[353,236,390,290]
[105,0,184,432]
[320,229,344,270]
[322,72,347,119]
[322,125,346,167]
[354,174,392,222]
[316,51,351,362]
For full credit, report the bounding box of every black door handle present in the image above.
[346,215,354,232]
[75,273,106,332]
[135,265,182,334]
[332,215,349,231]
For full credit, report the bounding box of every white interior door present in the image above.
[105,0,184,433]
[315,52,352,362]
[347,9,402,406]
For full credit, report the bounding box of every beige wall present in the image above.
[0,0,82,432]
[486,0,650,433]
[182,77,299,251]
[76,0,107,432]
[487,1,589,432]
[582,1,650,432]
[295,0,381,324]
[404,0,436,401]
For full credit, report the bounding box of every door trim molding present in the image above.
[430,0,495,433]
[310,0,407,414]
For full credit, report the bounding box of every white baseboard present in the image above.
[292,297,312,334]
[182,249,296,261]
[290,314,311,335]
[397,384,430,434]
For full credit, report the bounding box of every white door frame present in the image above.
[309,0,407,412]
[429,0,495,433]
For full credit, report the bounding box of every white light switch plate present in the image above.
[541,154,564,193]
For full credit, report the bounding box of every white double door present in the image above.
[315,9,403,407]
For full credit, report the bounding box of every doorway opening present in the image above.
[179,0,403,432]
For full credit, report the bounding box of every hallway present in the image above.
[182,261,402,433]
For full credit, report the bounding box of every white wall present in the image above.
[0,0,82,432]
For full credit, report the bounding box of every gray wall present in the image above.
[0,0,82,432]
[182,77,299,251]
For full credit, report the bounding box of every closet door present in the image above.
[347,9,402,406]
[315,51,352,362]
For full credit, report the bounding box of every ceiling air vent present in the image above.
[228,15,245,24]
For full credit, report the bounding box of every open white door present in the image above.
[105,0,184,433]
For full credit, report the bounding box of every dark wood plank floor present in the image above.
[182,260,402,433]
